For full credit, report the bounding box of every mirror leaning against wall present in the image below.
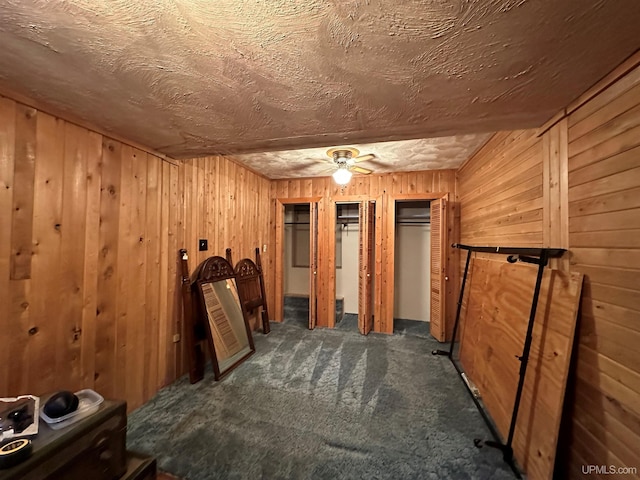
[191,254,256,380]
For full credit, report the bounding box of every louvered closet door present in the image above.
[430,198,447,342]
[358,201,375,335]
[308,202,318,330]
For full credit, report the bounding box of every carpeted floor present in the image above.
[335,316,432,335]
[284,295,345,328]
[335,313,358,330]
[127,320,513,480]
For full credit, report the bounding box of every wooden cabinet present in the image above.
[0,400,155,480]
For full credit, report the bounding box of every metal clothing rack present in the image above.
[433,243,566,478]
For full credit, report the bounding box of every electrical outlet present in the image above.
[198,239,208,251]
[173,334,181,343]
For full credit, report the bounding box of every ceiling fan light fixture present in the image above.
[332,166,352,185]
[333,151,352,164]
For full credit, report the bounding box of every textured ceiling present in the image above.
[0,1,639,176]
[234,134,491,179]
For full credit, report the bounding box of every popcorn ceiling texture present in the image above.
[0,1,639,168]
[233,135,492,179]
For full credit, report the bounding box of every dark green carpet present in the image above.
[127,321,513,480]
[284,295,344,328]
[335,313,358,330]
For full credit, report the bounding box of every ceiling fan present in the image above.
[321,147,376,185]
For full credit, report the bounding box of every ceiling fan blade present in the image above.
[289,163,315,171]
[299,156,332,165]
[351,166,373,175]
[353,154,375,163]
[289,157,332,171]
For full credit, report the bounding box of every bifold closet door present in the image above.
[358,201,375,335]
[430,198,447,341]
[308,202,318,329]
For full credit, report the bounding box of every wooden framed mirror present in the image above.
[193,255,255,380]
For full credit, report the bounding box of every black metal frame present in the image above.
[433,243,566,478]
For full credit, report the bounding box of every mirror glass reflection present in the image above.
[200,278,252,373]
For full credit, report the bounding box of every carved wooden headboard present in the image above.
[226,247,271,334]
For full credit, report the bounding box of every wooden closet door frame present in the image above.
[330,194,381,330]
[429,196,448,342]
[308,201,319,329]
[358,200,376,335]
[385,192,450,335]
[274,197,322,324]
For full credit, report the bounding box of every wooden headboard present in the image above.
[226,247,271,334]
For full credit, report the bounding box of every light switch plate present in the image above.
[199,239,208,251]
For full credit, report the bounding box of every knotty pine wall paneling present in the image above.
[0,95,273,411]
[269,171,458,335]
[458,129,545,247]
[0,95,183,411]
[177,156,272,332]
[563,60,640,478]
[457,57,640,479]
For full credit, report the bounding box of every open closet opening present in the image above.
[332,200,376,335]
[334,203,359,330]
[283,203,311,328]
[393,200,431,335]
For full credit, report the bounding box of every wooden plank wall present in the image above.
[458,129,545,247]
[0,95,272,412]
[563,61,640,478]
[458,60,640,479]
[178,156,272,333]
[268,171,457,335]
[0,95,180,411]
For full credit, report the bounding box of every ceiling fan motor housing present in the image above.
[327,147,359,166]
[325,147,374,177]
